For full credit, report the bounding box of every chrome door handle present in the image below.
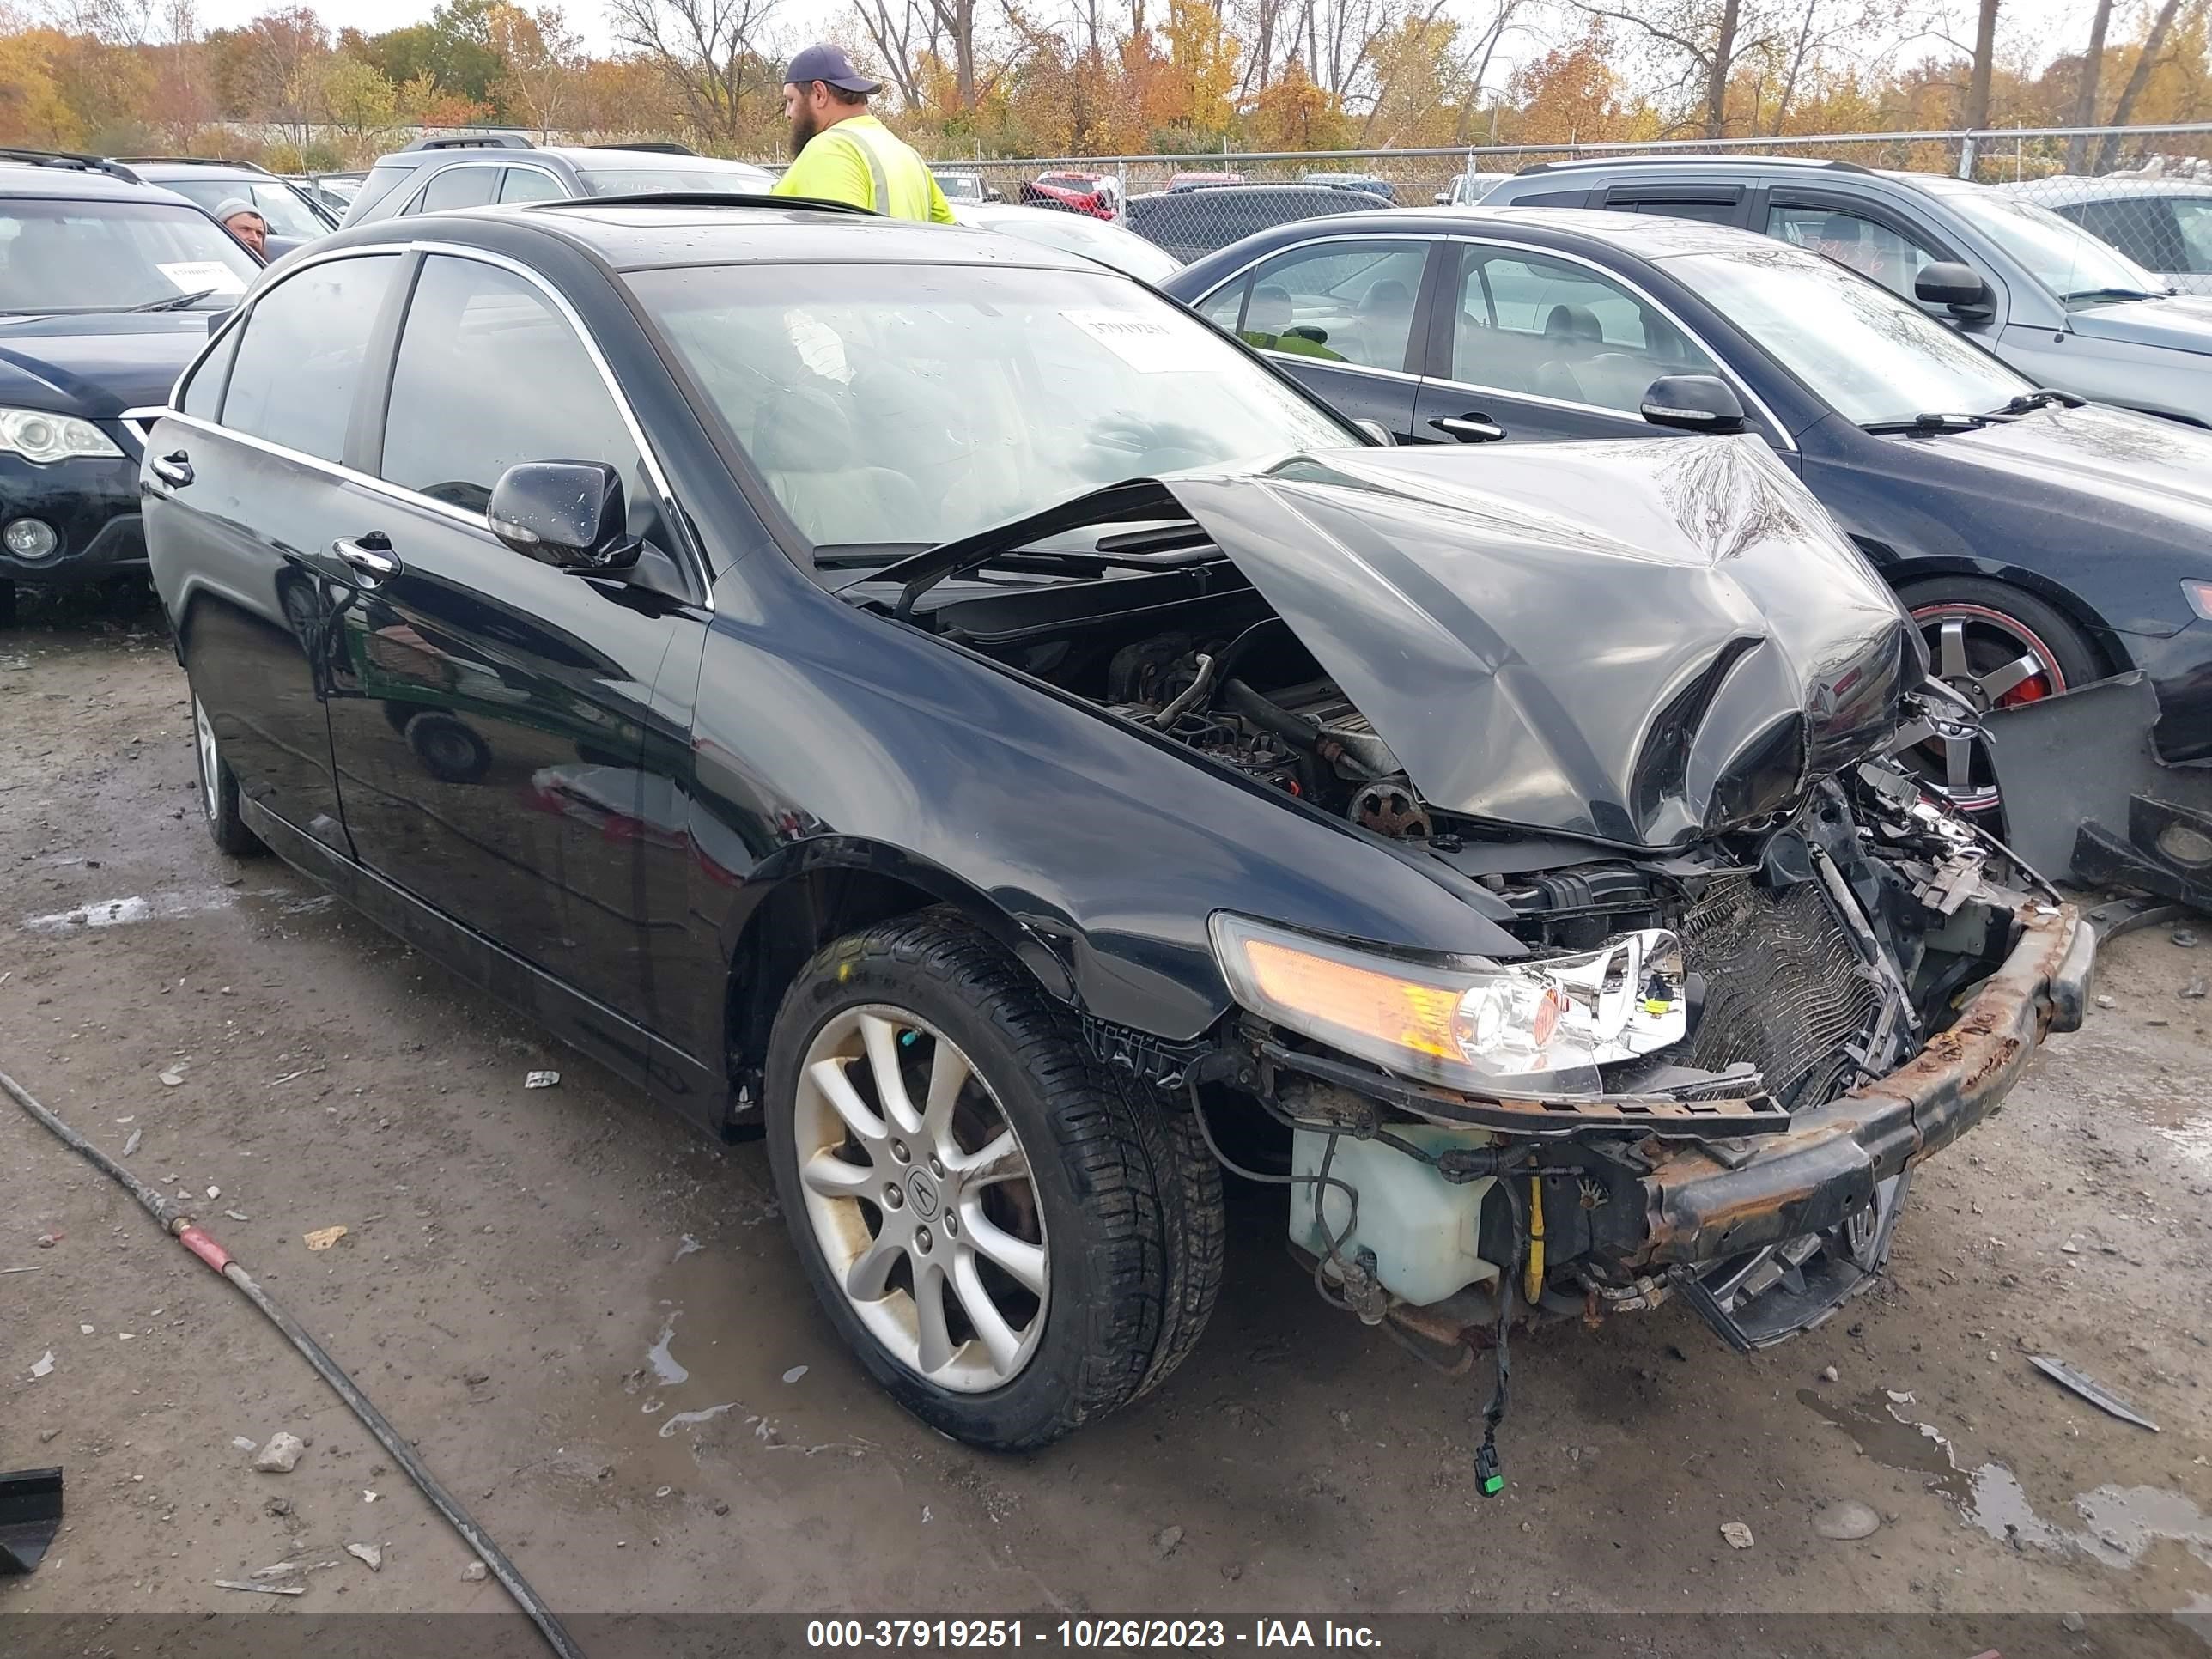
[150,451,193,487]
[331,535,398,580]
[1429,416,1505,442]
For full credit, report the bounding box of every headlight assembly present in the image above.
[0,408,123,465]
[1209,913,1686,1097]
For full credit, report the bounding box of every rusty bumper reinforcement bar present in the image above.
[1634,902,2090,1270]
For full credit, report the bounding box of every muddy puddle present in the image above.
[1801,1387,2212,1577]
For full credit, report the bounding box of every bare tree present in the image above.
[607,0,787,148]
[850,0,939,108]
[2065,0,2115,170]
[1962,0,1997,128]
[1572,0,1770,136]
[929,0,981,109]
[2097,0,2187,168]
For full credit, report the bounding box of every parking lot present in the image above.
[3,592,2209,1630]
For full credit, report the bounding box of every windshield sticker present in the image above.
[1062,308,1185,372]
[156,261,246,295]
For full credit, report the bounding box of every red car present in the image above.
[1020,169,1118,220]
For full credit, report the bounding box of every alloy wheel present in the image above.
[1905,602,2070,812]
[793,1005,1048,1392]
[193,695,219,824]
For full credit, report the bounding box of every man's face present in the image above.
[785,80,826,155]
[226,212,267,257]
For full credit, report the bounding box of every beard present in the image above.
[788,106,821,157]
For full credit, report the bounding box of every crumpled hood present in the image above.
[0,313,211,419]
[2068,293,2212,357]
[1168,437,1921,848]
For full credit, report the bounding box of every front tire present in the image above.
[191,690,261,856]
[763,912,1222,1450]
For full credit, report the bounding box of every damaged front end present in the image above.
[874,437,2092,1361]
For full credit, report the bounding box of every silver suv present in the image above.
[1480,156,2212,424]
[342,133,773,225]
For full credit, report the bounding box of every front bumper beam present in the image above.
[1632,901,2089,1270]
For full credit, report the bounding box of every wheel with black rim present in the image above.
[1897,578,2100,816]
[191,690,261,856]
[763,911,1223,1450]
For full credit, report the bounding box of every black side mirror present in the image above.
[488,461,640,572]
[1640,374,1746,434]
[206,307,236,336]
[1916,261,1992,315]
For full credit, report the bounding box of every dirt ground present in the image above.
[3,589,2209,1635]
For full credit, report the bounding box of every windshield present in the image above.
[164,178,328,240]
[629,261,1353,556]
[1941,186,2166,301]
[0,198,257,313]
[936,173,986,203]
[580,164,772,196]
[1666,243,2033,425]
[973,210,1182,283]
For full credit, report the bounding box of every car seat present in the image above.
[1533,302,1602,401]
[754,387,927,550]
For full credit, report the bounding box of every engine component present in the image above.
[1351,780,1431,839]
[1288,1122,1503,1308]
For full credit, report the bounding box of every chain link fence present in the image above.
[931,123,2212,281]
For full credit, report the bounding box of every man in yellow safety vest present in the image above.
[772,45,956,225]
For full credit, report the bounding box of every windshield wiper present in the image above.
[1861,411,1993,435]
[2061,286,2165,305]
[127,288,219,313]
[1989,388,2085,416]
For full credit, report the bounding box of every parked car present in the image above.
[0,149,260,623]
[1478,156,2212,425]
[933,168,992,204]
[1019,170,1119,219]
[1162,206,2212,813]
[342,133,774,225]
[143,196,2087,1450]
[2005,174,2212,295]
[951,201,1182,282]
[289,170,367,218]
[1168,170,1246,190]
[116,157,336,257]
[1434,170,1510,206]
[1125,182,1386,261]
[1303,171,1398,204]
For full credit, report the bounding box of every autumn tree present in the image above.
[1509,21,1626,143]
[1245,51,1349,145]
[607,0,787,149]
[487,3,582,136]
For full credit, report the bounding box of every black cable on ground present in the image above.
[1,1066,586,1659]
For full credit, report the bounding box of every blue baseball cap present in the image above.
[785,44,882,95]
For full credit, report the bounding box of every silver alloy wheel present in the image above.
[193,694,219,824]
[1905,602,2069,811]
[793,1005,1048,1392]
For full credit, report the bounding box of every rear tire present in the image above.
[191,690,261,857]
[763,911,1222,1450]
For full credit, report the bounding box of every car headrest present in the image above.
[1363,278,1411,311]
[1249,283,1293,331]
[756,386,851,474]
[1544,303,1601,343]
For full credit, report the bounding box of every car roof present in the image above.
[1442,204,1778,256]
[1514,154,1884,179]
[0,159,188,201]
[326,198,1109,274]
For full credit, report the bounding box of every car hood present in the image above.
[1166,440,1919,848]
[880,437,1919,848]
[0,313,213,419]
[1910,401,2212,525]
[2068,293,2212,356]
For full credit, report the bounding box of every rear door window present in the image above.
[219,253,401,461]
[2074,197,2185,272]
[1236,240,1428,372]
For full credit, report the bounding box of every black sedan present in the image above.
[0,154,260,622]
[143,198,2085,1450]
[1162,207,2212,809]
